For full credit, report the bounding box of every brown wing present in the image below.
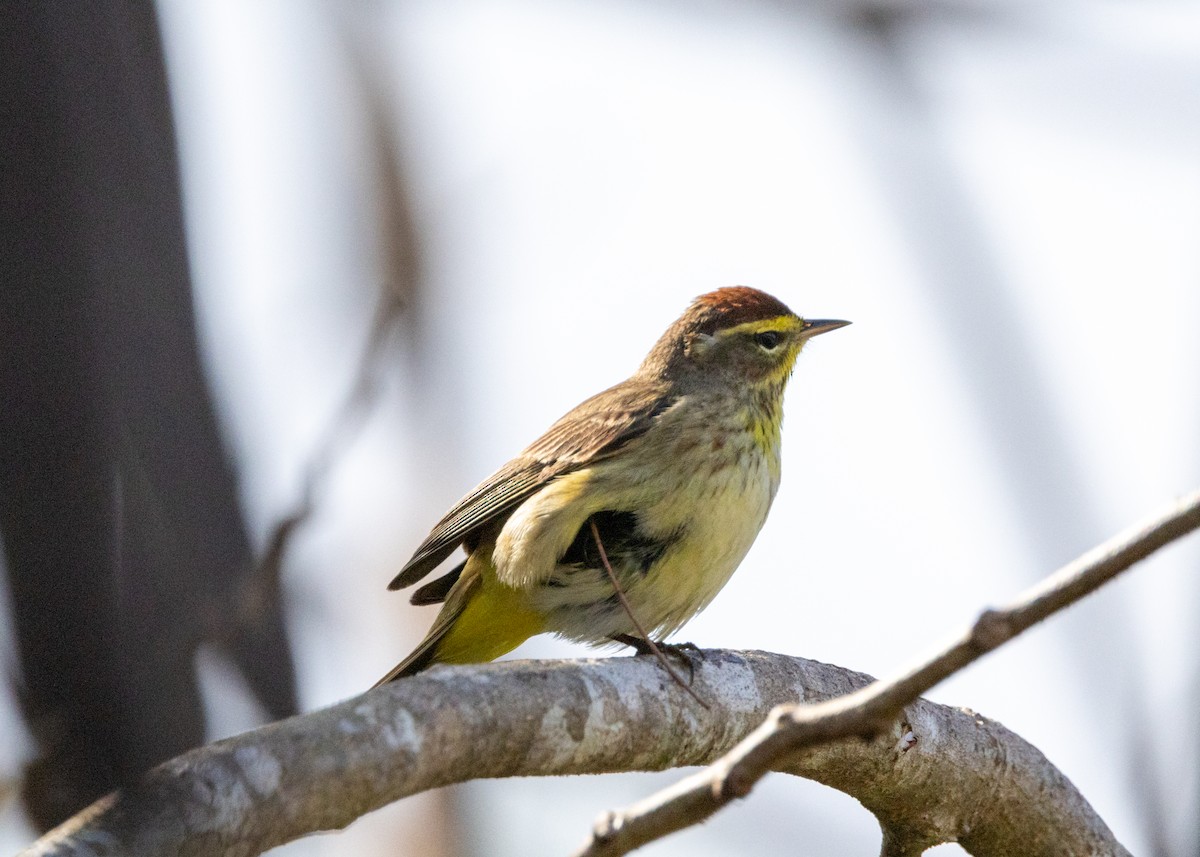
[388,376,675,591]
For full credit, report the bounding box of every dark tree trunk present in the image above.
[0,0,297,830]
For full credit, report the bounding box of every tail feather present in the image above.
[372,630,446,686]
[373,551,546,688]
[409,560,465,606]
[373,569,481,687]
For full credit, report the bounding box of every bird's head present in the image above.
[639,286,849,390]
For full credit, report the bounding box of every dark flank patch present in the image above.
[558,510,678,578]
[690,287,795,335]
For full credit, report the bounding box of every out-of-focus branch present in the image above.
[233,287,405,635]
[233,4,424,647]
[577,488,1200,856]
[20,489,1199,857]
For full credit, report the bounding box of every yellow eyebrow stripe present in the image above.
[713,315,802,339]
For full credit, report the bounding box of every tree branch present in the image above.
[577,487,1200,856]
[21,489,1199,857]
[15,652,1120,857]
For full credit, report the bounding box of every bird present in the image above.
[375,286,848,686]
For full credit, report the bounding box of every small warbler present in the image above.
[376,287,847,685]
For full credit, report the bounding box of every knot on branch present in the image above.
[715,763,756,801]
[971,608,1012,652]
[593,810,621,843]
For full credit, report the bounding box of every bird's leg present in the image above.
[609,634,703,683]
[591,520,708,709]
[610,632,653,654]
[610,633,701,662]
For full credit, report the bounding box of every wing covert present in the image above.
[388,378,676,591]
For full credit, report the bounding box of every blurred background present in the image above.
[2,1,1198,854]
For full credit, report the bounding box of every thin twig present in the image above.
[576,488,1200,857]
[589,520,708,709]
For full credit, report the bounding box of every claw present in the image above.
[659,642,703,684]
[610,635,704,686]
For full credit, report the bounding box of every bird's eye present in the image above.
[754,331,781,350]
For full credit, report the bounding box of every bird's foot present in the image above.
[610,635,704,684]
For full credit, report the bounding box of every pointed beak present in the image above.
[800,318,851,338]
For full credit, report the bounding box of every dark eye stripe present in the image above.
[754,331,780,350]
